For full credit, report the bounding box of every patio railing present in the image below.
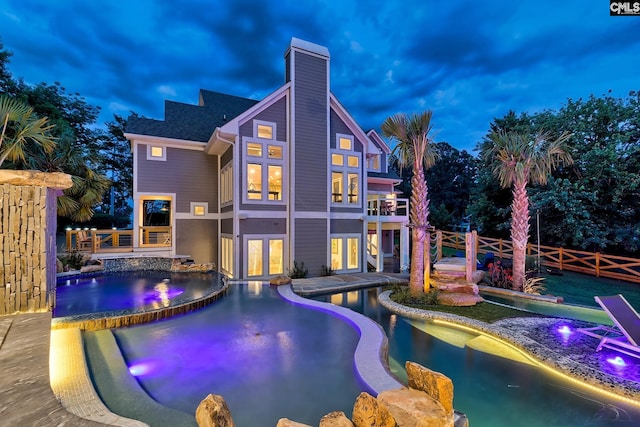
[65,226,172,254]
[367,196,408,218]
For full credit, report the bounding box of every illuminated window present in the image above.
[247,164,262,199]
[146,145,166,161]
[268,165,282,200]
[191,202,207,216]
[331,134,361,206]
[257,124,273,139]
[245,235,285,277]
[367,155,380,171]
[247,143,262,157]
[221,235,234,277]
[139,195,172,247]
[247,239,263,276]
[221,164,233,205]
[331,234,360,272]
[242,128,286,204]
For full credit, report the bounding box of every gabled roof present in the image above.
[126,90,259,143]
[366,129,392,155]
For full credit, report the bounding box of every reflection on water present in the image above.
[315,287,640,427]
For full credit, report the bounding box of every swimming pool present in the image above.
[85,282,366,427]
[317,288,640,427]
[54,271,219,317]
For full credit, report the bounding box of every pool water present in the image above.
[91,283,364,427]
[54,271,219,317]
[317,288,640,427]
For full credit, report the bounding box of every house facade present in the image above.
[125,38,409,279]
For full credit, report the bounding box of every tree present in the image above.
[0,95,56,167]
[482,130,573,291]
[382,111,439,295]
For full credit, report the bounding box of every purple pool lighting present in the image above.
[54,270,220,317]
[607,356,627,367]
[128,360,160,376]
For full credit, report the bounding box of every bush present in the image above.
[391,286,440,306]
[58,250,86,271]
[320,265,334,276]
[287,260,308,279]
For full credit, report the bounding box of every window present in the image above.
[139,195,172,247]
[221,164,233,205]
[146,145,166,161]
[243,121,286,204]
[191,202,207,216]
[367,155,380,172]
[221,235,234,277]
[331,134,361,206]
[245,236,285,277]
[331,234,361,272]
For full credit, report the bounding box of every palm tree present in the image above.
[382,111,439,295]
[0,95,56,167]
[484,130,573,291]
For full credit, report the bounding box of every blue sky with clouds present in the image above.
[1,0,639,153]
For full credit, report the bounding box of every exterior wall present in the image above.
[137,145,218,213]
[175,219,218,264]
[293,52,328,212]
[368,182,394,192]
[294,218,328,276]
[330,219,363,234]
[329,110,364,153]
[239,218,287,235]
[221,146,233,167]
[221,218,233,234]
[0,184,57,313]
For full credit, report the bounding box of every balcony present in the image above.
[65,226,172,254]
[366,196,408,221]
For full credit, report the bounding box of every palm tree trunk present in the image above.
[510,178,529,291]
[409,166,430,295]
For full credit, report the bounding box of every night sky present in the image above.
[1,0,638,152]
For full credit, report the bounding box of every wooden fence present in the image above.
[434,230,640,284]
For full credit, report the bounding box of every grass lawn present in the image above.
[389,290,544,323]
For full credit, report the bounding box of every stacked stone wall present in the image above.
[0,184,57,314]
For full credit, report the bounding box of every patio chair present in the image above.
[577,294,640,360]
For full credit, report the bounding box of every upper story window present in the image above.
[221,163,233,206]
[367,154,381,172]
[146,145,166,161]
[243,120,286,204]
[331,134,361,206]
[255,120,276,140]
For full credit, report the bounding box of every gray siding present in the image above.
[368,182,393,192]
[294,52,328,212]
[329,110,364,153]
[175,219,217,264]
[137,145,218,212]
[294,218,327,277]
[221,218,233,234]
[330,219,362,234]
[239,218,287,235]
[221,146,233,167]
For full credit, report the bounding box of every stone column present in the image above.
[0,170,72,314]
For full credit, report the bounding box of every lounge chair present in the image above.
[577,294,640,360]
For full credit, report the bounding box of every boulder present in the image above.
[319,411,354,427]
[276,419,312,427]
[80,264,104,273]
[431,282,479,295]
[56,258,64,273]
[377,388,453,427]
[352,392,396,427]
[437,293,484,306]
[270,275,292,286]
[195,394,235,427]
[471,270,485,284]
[406,362,454,416]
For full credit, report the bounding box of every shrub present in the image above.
[523,273,547,295]
[391,286,440,306]
[58,250,86,271]
[320,265,334,276]
[287,260,308,279]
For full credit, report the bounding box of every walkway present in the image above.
[291,271,408,296]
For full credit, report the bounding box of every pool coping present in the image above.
[277,284,404,396]
[378,290,640,406]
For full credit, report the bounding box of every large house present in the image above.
[124,38,409,279]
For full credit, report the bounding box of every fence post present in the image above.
[499,239,503,259]
[595,252,600,277]
[436,231,443,261]
[559,247,563,270]
[424,233,431,292]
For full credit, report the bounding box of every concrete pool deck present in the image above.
[2,272,639,425]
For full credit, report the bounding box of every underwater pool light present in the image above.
[607,356,626,367]
[558,325,572,335]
